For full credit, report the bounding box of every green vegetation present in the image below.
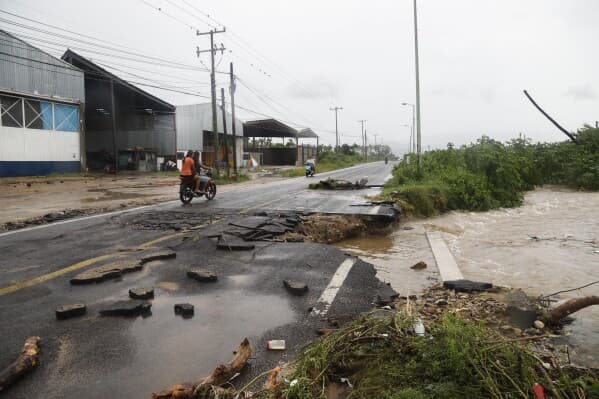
[212,172,249,185]
[259,311,598,399]
[382,126,599,216]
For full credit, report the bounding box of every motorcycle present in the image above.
[305,162,315,177]
[179,169,216,204]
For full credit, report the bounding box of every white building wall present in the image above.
[0,125,79,162]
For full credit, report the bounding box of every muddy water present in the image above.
[338,188,599,367]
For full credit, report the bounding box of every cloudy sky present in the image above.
[1,0,598,154]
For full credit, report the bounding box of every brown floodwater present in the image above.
[337,188,599,367]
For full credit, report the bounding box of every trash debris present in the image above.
[266,340,286,350]
[129,287,154,300]
[55,304,86,320]
[410,261,427,270]
[187,269,218,282]
[0,336,41,392]
[413,318,425,336]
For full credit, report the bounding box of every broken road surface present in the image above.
[0,161,397,399]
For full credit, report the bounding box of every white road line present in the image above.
[369,205,382,215]
[311,258,357,316]
[0,204,167,239]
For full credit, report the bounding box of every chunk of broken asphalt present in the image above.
[216,237,255,251]
[129,287,154,300]
[505,289,537,329]
[56,304,86,320]
[283,280,308,295]
[174,303,194,316]
[443,279,493,293]
[70,259,142,285]
[187,269,218,282]
[410,261,427,270]
[99,300,151,316]
[140,250,176,264]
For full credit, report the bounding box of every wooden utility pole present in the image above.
[229,62,238,175]
[330,106,343,150]
[197,28,226,171]
[220,88,230,177]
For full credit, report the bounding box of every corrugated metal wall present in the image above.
[175,103,244,151]
[0,30,84,102]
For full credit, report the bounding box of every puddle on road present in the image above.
[102,291,294,397]
[338,188,598,367]
[83,188,153,203]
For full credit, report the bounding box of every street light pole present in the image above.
[412,0,422,171]
[330,106,343,151]
[358,119,367,159]
[404,124,412,153]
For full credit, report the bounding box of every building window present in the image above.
[24,99,53,130]
[0,95,23,128]
[54,103,79,132]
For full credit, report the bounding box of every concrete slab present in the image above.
[425,231,464,282]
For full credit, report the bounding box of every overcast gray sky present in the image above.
[1,0,598,155]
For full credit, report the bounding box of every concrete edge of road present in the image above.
[425,231,464,282]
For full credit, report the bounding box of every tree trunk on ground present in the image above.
[546,296,599,322]
[0,336,41,392]
[151,338,252,399]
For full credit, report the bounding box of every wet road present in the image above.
[0,161,395,399]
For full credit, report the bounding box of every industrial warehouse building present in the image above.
[0,30,85,177]
[175,102,244,169]
[62,50,176,172]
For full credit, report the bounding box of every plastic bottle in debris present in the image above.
[266,340,286,350]
[413,318,425,336]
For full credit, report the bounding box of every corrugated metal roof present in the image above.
[243,118,299,138]
[0,30,85,102]
[297,128,318,139]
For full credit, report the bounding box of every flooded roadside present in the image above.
[337,188,599,367]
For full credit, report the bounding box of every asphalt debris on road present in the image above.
[98,299,152,317]
[55,304,87,320]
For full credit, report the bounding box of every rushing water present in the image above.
[337,188,599,367]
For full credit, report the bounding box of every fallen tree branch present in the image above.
[0,336,41,392]
[545,296,599,322]
[151,337,252,399]
[541,280,599,299]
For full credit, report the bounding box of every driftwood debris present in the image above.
[0,336,41,392]
[546,295,599,323]
[151,337,252,399]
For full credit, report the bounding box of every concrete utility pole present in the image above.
[374,133,378,157]
[330,106,343,150]
[358,119,367,159]
[412,0,422,171]
[197,27,226,171]
[364,129,368,161]
[220,88,230,178]
[109,79,118,174]
[229,62,237,175]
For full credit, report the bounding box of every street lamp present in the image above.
[402,102,415,153]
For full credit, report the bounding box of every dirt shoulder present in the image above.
[0,170,285,229]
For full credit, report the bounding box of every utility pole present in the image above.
[220,88,230,177]
[229,62,237,175]
[330,106,343,151]
[374,133,378,158]
[197,27,226,172]
[357,119,367,159]
[364,129,368,161]
[109,79,118,174]
[412,0,422,172]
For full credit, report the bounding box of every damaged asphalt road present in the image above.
[0,161,398,399]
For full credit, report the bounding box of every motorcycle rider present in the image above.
[181,150,202,194]
[192,151,213,194]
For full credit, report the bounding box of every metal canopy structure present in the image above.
[296,127,318,139]
[243,118,300,138]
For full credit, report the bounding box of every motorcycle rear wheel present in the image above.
[180,184,194,204]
